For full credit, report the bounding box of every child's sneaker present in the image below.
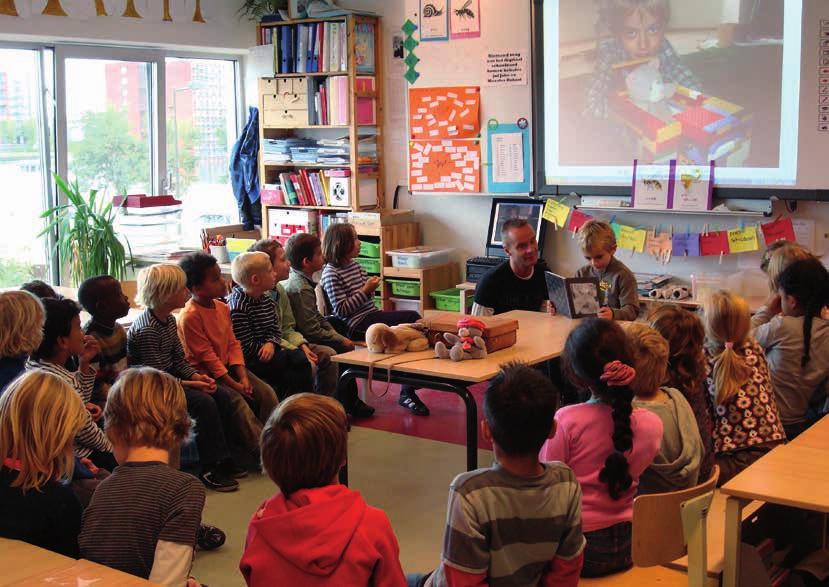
[196,523,226,551]
[199,469,239,492]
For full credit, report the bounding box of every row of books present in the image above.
[263,21,374,75]
[307,76,376,126]
[265,169,352,207]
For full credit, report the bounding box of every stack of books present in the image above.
[262,138,315,164]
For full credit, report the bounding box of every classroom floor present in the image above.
[192,385,494,587]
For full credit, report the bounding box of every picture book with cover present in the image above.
[545,271,601,319]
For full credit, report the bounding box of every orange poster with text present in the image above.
[409,139,481,193]
[408,86,481,140]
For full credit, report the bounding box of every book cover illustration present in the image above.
[545,271,600,319]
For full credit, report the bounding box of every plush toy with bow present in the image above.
[365,322,429,354]
[435,318,488,361]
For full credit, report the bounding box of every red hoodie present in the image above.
[240,484,407,587]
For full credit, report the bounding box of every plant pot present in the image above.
[210,245,229,263]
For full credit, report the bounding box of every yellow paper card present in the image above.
[542,199,571,228]
[618,225,647,253]
[727,226,759,254]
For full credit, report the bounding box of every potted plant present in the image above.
[40,174,133,287]
[238,0,286,22]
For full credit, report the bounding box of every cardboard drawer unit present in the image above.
[259,77,309,127]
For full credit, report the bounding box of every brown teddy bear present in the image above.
[435,318,488,361]
[365,322,430,354]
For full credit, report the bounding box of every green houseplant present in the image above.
[40,174,132,286]
[238,0,286,21]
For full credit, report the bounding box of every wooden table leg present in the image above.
[459,289,469,315]
[723,496,746,587]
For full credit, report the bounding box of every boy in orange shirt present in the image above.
[178,252,278,456]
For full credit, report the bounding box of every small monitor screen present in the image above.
[488,198,546,249]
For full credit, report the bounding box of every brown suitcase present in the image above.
[420,312,519,354]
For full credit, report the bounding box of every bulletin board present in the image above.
[403,0,534,195]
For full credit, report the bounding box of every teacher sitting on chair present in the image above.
[472,219,550,316]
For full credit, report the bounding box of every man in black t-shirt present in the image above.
[472,219,549,316]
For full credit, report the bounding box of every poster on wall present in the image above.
[408,86,481,139]
[449,0,480,39]
[419,0,448,41]
[409,139,481,192]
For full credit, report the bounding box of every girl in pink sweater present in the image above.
[540,319,662,577]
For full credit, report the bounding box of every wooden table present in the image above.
[333,310,577,473]
[790,414,829,450]
[721,444,829,587]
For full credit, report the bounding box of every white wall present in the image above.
[0,0,254,51]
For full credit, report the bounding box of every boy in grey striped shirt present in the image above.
[417,363,585,587]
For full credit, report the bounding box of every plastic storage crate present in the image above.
[373,295,383,309]
[359,241,381,258]
[390,297,421,312]
[355,256,381,275]
[429,288,473,312]
[388,246,452,269]
[386,278,421,297]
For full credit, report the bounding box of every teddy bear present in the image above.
[365,322,430,354]
[435,318,488,361]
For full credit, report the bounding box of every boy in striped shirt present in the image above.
[417,363,585,587]
[227,252,313,400]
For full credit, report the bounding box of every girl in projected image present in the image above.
[586,0,702,119]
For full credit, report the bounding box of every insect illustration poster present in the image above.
[419,0,448,42]
[631,159,675,210]
[449,0,480,39]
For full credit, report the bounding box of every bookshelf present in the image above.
[257,13,385,243]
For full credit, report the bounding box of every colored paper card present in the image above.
[408,86,480,139]
[760,217,796,245]
[449,0,481,39]
[672,233,700,257]
[793,219,816,250]
[542,199,571,228]
[618,225,647,253]
[408,139,481,192]
[727,226,760,254]
[419,0,448,41]
[699,231,730,256]
[632,160,675,210]
[645,230,673,257]
[568,209,593,233]
[610,222,622,241]
[487,123,530,193]
[672,161,715,211]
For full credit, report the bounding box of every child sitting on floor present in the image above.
[27,297,117,472]
[248,239,339,396]
[648,305,715,482]
[754,258,829,439]
[0,370,85,557]
[321,223,429,416]
[127,263,242,493]
[0,290,44,394]
[178,251,278,454]
[420,362,584,587]
[626,322,703,494]
[702,290,786,485]
[227,252,313,400]
[240,393,406,587]
[540,318,662,577]
[77,275,131,405]
[80,368,205,585]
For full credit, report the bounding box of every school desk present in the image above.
[721,444,829,587]
[790,413,829,450]
[332,310,577,474]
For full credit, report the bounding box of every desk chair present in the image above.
[632,465,720,587]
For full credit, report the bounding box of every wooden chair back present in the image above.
[632,465,720,567]
[120,280,138,308]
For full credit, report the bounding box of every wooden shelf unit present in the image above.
[382,262,460,312]
[257,14,385,221]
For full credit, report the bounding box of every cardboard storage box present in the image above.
[200,224,261,251]
[420,312,519,354]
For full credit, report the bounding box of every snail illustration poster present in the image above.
[419,0,448,42]
[449,0,479,39]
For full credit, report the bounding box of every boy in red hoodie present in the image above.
[240,393,406,587]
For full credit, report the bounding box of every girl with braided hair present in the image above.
[754,258,829,440]
[540,318,661,578]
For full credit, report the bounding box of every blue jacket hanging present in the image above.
[230,106,260,209]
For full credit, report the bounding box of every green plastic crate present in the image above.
[359,241,381,258]
[373,295,383,309]
[386,278,421,297]
[355,256,381,275]
[430,288,473,312]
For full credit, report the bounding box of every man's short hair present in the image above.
[231,252,272,289]
[260,393,347,496]
[285,233,322,270]
[77,275,117,313]
[577,220,617,253]
[104,367,191,451]
[136,264,186,309]
[32,297,81,360]
[624,322,669,396]
[178,252,219,290]
[501,218,531,240]
[483,362,558,455]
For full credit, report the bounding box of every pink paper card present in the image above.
[568,209,592,233]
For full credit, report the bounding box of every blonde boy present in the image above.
[80,368,205,585]
[227,252,313,399]
[240,393,406,586]
[574,220,639,321]
[626,323,703,494]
